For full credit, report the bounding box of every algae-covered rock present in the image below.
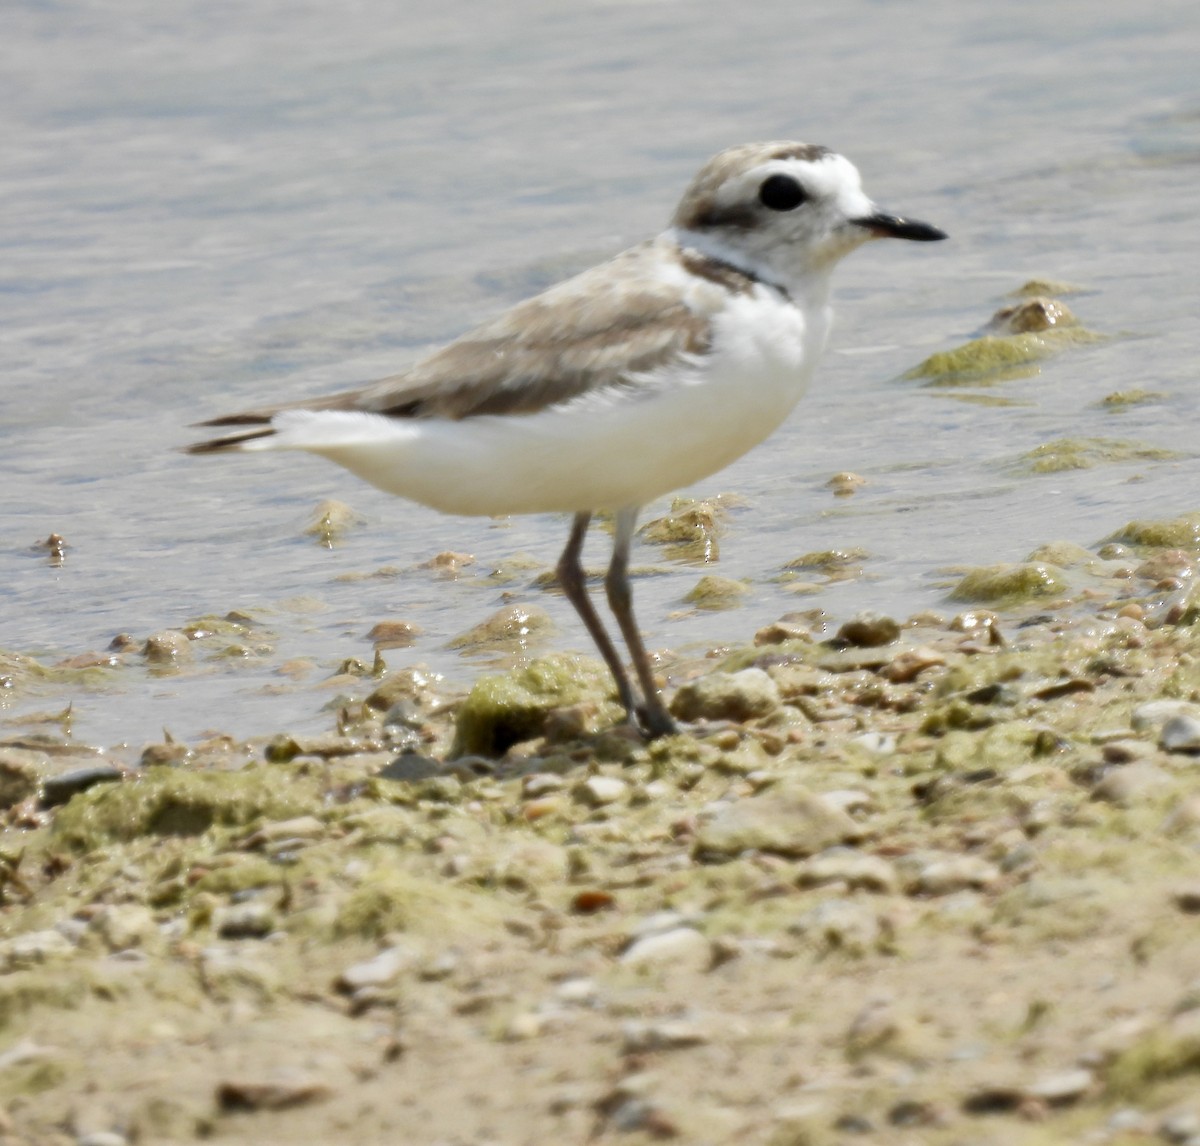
[905,333,1055,385]
[949,562,1068,605]
[683,575,749,610]
[837,612,900,648]
[450,654,615,757]
[333,868,499,940]
[51,765,322,849]
[1098,388,1166,412]
[639,496,734,564]
[1107,514,1200,552]
[986,297,1077,335]
[1017,437,1178,474]
[1025,541,1095,567]
[448,604,554,653]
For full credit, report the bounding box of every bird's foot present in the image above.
[635,700,679,740]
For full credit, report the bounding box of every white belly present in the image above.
[257,292,830,516]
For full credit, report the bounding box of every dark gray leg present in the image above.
[556,511,640,723]
[606,506,677,738]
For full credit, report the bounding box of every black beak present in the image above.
[854,212,947,242]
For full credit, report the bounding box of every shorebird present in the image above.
[189,141,945,738]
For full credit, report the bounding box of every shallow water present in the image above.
[2,0,1199,748]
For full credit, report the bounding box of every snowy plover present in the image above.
[190,141,945,738]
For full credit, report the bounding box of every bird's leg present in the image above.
[606,506,678,738]
[556,511,641,724]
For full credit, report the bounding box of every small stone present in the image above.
[1092,763,1172,806]
[522,772,567,798]
[620,927,711,971]
[1160,714,1200,753]
[790,900,882,956]
[827,471,866,496]
[365,619,422,649]
[575,775,629,807]
[0,929,75,973]
[336,947,409,993]
[90,905,159,953]
[216,1074,332,1112]
[683,574,749,610]
[77,1134,128,1146]
[848,731,895,756]
[1025,1067,1092,1104]
[1132,700,1200,735]
[1173,886,1200,914]
[622,1019,709,1053]
[753,619,813,646]
[796,851,899,894]
[1160,1108,1200,1143]
[142,630,193,662]
[694,782,863,860]
[884,645,946,683]
[213,901,277,940]
[837,612,900,648]
[448,604,554,652]
[670,668,782,723]
[912,855,999,896]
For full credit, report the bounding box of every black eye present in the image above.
[758,174,808,211]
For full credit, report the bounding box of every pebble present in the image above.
[796,850,899,894]
[912,855,1000,896]
[216,1074,332,1112]
[620,927,711,971]
[1025,1067,1092,1104]
[521,772,567,798]
[837,612,900,648]
[575,775,629,807]
[790,900,881,956]
[693,782,863,861]
[90,904,159,952]
[1131,699,1200,735]
[884,645,946,683]
[669,668,782,722]
[1173,885,1200,914]
[0,928,75,972]
[335,947,409,994]
[1160,714,1200,753]
[847,731,895,756]
[76,1134,128,1146]
[213,901,278,940]
[142,629,193,662]
[621,1018,709,1053]
[1092,763,1172,806]
[1160,1108,1200,1143]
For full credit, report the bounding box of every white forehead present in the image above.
[672,142,871,231]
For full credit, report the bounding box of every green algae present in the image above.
[684,574,750,610]
[1009,278,1085,297]
[333,865,501,940]
[450,653,615,758]
[1106,1016,1200,1100]
[1107,513,1200,551]
[1017,437,1179,474]
[51,765,323,850]
[949,562,1069,605]
[638,495,732,564]
[904,333,1064,386]
[1098,388,1167,411]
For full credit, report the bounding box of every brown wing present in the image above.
[193,240,717,444]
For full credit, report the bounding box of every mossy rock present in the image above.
[51,766,322,850]
[450,653,616,757]
[1107,513,1200,551]
[949,562,1069,605]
